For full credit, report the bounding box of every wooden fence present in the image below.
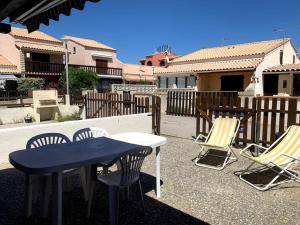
[166,91,238,117]
[71,92,161,135]
[196,94,300,147]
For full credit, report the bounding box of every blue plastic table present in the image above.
[9,137,142,225]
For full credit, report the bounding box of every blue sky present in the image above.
[15,0,300,63]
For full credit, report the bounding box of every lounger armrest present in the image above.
[282,154,300,162]
[240,143,268,156]
[194,133,207,142]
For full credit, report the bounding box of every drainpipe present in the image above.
[62,39,70,105]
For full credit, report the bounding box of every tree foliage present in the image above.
[59,68,98,93]
[17,78,45,92]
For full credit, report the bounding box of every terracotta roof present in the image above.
[123,64,155,82]
[10,27,61,43]
[264,63,300,72]
[63,36,115,51]
[154,58,261,75]
[0,55,19,74]
[16,42,65,53]
[171,39,289,63]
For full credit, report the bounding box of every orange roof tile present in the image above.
[63,35,115,51]
[171,39,288,63]
[123,64,155,82]
[154,58,261,74]
[10,27,61,43]
[16,42,65,53]
[0,55,19,74]
[264,63,300,72]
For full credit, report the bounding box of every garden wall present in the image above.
[0,113,152,162]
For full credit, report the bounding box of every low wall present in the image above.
[0,105,81,125]
[0,113,152,162]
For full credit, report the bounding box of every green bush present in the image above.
[59,67,98,93]
[17,78,45,92]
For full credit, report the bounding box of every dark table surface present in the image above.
[9,137,142,174]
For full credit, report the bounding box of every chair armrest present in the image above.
[240,143,268,156]
[283,154,300,161]
[194,133,207,142]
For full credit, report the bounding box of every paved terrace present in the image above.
[0,135,299,225]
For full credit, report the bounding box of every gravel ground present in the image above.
[1,136,300,225]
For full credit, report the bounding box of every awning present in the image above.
[0,0,101,33]
[16,42,65,53]
[91,52,113,59]
[0,74,18,80]
[97,74,122,79]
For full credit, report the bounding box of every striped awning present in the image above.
[0,0,101,33]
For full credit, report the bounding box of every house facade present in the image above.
[263,63,300,96]
[140,50,178,67]
[0,27,65,88]
[63,36,123,92]
[155,39,299,95]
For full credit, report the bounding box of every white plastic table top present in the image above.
[110,132,167,148]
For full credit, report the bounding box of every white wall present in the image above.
[67,41,122,68]
[0,33,20,70]
[0,113,152,162]
[255,41,300,95]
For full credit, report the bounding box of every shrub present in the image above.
[17,78,45,92]
[59,68,98,93]
[57,112,82,122]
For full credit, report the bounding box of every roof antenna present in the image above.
[273,27,287,51]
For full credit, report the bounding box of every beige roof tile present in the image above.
[171,39,288,63]
[10,27,61,43]
[264,63,300,72]
[64,35,115,51]
[16,42,65,53]
[123,64,155,82]
[154,58,261,74]
[0,55,19,74]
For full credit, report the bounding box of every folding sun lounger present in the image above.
[194,117,240,170]
[239,125,300,191]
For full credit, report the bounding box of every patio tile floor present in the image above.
[1,136,300,225]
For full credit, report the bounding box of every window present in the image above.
[147,61,152,66]
[159,77,166,88]
[159,60,165,67]
[187,76,196,87]
[280,50,283,65]
[293,55,296,64]
[177,77,185,88]
[73,47,76,54]
[283,80,287,89]
[168,77,176,88]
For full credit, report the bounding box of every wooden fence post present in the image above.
[288,98,297,127]
[196,92,200,136]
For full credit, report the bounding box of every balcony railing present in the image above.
[69,64,122,76]
[25,61,65,74]
[25,61,123,77]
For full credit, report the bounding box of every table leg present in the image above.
[52,172,62,225]
[155,147,161,198]
[25,174,33,218]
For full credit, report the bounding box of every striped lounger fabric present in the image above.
[239,125,300,191]
[194,117,240,170]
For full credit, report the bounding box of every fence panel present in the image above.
[167,91,238,117]
[195,94,300,147]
